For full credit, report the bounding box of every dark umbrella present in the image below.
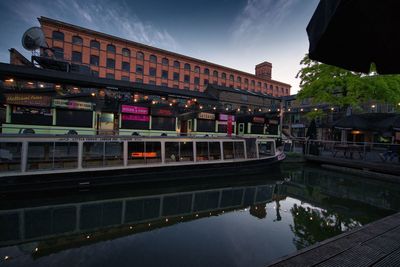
[307,0,400,74]
[333,115,368,130]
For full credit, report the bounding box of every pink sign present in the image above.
[219,114,235,122]
[122,114,150,122]
[122,105,148,115]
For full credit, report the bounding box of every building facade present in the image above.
[38,17,291,97]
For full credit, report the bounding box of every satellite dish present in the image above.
[21,27,46,51]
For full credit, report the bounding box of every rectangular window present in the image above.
[90,55,99,66]
[106,73,115,79]
[194,77,200,85]
[162,70,168,79]
[56,109,93,127]
[149,67,156,76]
[136,65,143,74]
[72,51,82,63]
[196,142,209,161]
[121,76,130,81]
[204,79,209,85]
[209,142,221,160]
[184,75,190,83]
[197,119,215,132]
[106,58,115,69]
[151,117,176,131]
[223,142,234,159]
[122,61,130,72]
[173,72,179,81]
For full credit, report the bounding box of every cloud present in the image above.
[3,0,178,51]
[231,0,300,43]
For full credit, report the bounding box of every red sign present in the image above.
[122,105,148,115]
[253,117,265,124]
[122,114,149,122]
[227,116,233,137]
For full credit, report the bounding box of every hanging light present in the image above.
[213,106,216,110]
[199,105,203,109]
[314,108,318,111]
[300,108,304,112]
[169,103,173,106]
[331,107,335,111]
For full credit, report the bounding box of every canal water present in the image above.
[1,163,399,267]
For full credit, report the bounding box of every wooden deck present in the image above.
[267,212,400,266]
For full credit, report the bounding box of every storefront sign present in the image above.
[121,105,148,115]
[13,106,52,115]
[218,114,236,122]
[122,114,149,122]
[151,108,174,117]
[268,119,279,125]
[253,117,265,124]
[5,94,51,107]
[53,99,94,110]
[198,112,215,120]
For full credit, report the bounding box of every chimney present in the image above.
[255,61,272,80]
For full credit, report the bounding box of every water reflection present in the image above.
[0,164,399,267]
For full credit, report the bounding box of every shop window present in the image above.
[56,109,93,127]
[150,54,157,63]
[136,65,143,74]
[90,40,100,49]
[106,58,115,69]
[52,31,64,41]
[184,63,191,70]
[72,36,83,45]
[122,61,130,72]
[152,117,175,131]
[149,67,156,76]
[162,70,168,79]
[137,51,144,60]
[122,48,130,57]
[173,72,179,81]
[204,68,210,75]
[107,44,116,53]
[11,106,52,126]
[162,58,169,66]
[174,60,180,68]
[197,119,215,132]
[53,47,64,59]
[90,55,99,66]
[72,51,82,63]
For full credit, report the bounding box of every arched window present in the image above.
[221,73,226,79]
[251,80,255,86]
[237,76,242,83]
[122,48,130,57]
[107,44,116,53]
[90,40,100,49]
[204,68,210,75]
[258,82,262,87]
[72,36,83,45]
[213,70,218,77]
[264,83,268,89]
[194,66,200,73]
[162,58,169,66]
[174,60,180,68]
[150,55,157,63]
[229,74,234,81]
[53,47,64,59]
[137,51,144,60]
[244,78,248,84]
[184,63,191,70]
[52,31,64,41]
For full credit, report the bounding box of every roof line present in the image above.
[38,16,291,88]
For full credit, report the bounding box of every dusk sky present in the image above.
[0,0,319,93]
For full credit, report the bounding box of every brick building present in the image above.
[38,17,291,97]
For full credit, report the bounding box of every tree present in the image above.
[296,55,400,109]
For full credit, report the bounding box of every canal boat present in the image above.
[0,135,285,192]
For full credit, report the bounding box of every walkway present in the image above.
[268,212,400,267]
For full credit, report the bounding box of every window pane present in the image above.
[150,55,157,63]
[162,58,169,65]
[107,44,116,53]
[173,72,179,81]
[162,70,168,79]
[136,65,143,74]
[90,55,99,66]
[72,51,82,63]
[197,119,215,132]
[52,31,64,41]
[223,142,234,159]
[174,61,180,68]
[107,58,115,69]
[122,61,130,72]
[53,142,78,169]
[82,142,104,168]
[106,73,115,79]
[145,142,161,164]
[180,142,193,162]
[234,142,245,159]
[137,52,144,60]
[152,117,175,131]
[258,141,273,158]
[121,76,130,81]
[184,63,190,70]
[72,36,83,45]
[90,40,100,49]
[165,142,179,163]
[122,48,130,57]
[0,142,21,172]
[54,47,64,60]
[149,67,156,76]
[27,142,53,171]
[209,142,221,160]
[104,142,123,166]
[184,75,190,83]
[128,142,145,164]
[196,142,209,161]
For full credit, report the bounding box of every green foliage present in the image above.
[296,55,400,109]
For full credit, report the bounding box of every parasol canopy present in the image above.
[307,0,400,74]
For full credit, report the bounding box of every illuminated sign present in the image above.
[198,112,215,120]
[268,119,279,125]
[53,99,94,110]
[218,114,235,122]
[131,152,157,158]
[151,108,174,117]
[5,94,51,107]
[122,114,149,122]
[122,105,149,115]
[252,117,265,124]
